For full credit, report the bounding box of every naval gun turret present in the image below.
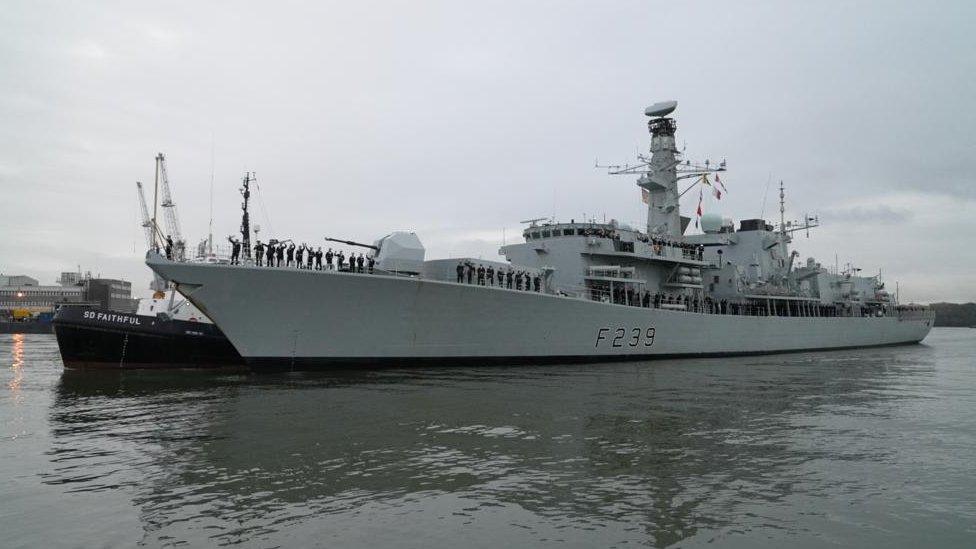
[325,232,426,275]
[372,231,425,274]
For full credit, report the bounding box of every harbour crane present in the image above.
[136,180,168,292]
[135,181,154,249]
[156,153,185,260]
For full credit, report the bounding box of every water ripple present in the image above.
[1,331,975,547]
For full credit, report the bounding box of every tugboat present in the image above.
[53,153,243,370]
[52,292,242,369]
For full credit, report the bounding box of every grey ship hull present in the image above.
[147,255,933,368]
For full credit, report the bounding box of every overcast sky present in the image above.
[1,1,973,303]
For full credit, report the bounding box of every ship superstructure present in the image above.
[146,102,933,367]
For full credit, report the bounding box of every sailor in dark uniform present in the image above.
[356,253,364,273]
[314,247,323,270]
[165,235,174,259]
[466,263,473,284]
[307,247,315,270]
[254,241,264,266]
[266,240,275,267]
[337,251,345,271]
[326,248,334,270]
[276,242,285,266]
[227,236,241,264]
[477,265,485,285]
[506,269,513,289]
[486,266,495,286]
[533,275,541,292]
[496,268,504,286]
[296,244,305,269]
[367,254,375,274]
[456,262,464,283]
[287,243,295,266]
[515,271,522,291]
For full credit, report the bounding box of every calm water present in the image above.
[2,330,975,548]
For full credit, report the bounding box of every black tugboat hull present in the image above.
[53,306,243,369]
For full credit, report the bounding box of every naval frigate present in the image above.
[146,101,934,367]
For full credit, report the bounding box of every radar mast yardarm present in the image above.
[600,101,726,237]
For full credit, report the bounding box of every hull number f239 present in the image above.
[595,327,656,348]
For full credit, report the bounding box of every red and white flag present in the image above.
[695,188,703,227]
[715,173,727,192]
[712,186,722,200]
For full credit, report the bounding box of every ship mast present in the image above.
[240,172,254,260]
[641,109,682,236]
[779,181,786,234]
[601,101,725,237]
[779,181,788,260]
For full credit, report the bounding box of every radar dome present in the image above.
[700,213,723,234]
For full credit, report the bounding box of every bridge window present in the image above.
[541,230,551,238]
[563,229,574,236]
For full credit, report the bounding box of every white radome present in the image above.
[701,213,723,234]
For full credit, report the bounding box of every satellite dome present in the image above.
[701,213,723,234]
[644,100,677,117]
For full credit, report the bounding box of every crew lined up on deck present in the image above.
[214,237,897,320]
[456,262,541,292]
[596,287,860,318]
[227,237,375,273]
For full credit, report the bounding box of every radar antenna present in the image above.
[519,217,549,227]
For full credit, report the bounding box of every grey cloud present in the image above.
[0,1,974,302]
[818,205,913,225]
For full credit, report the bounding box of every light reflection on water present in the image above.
[2,331,976,548]
[8,333,24,396]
